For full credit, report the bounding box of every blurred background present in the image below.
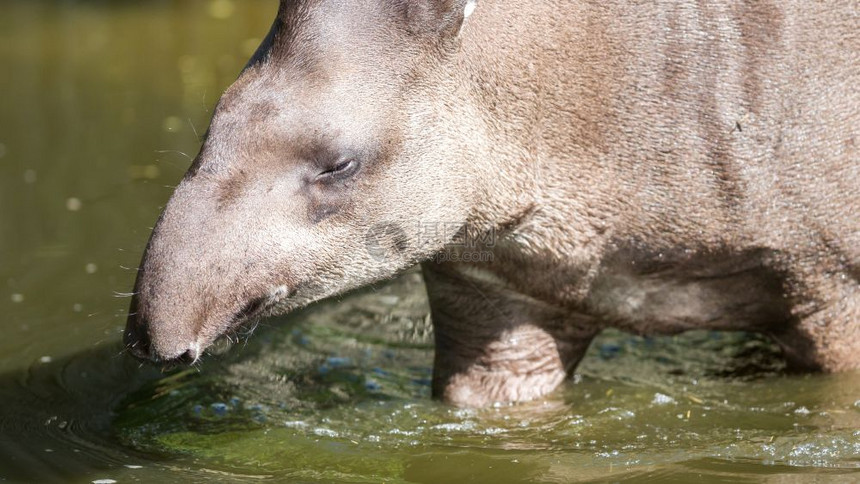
[0,0,273,372]
[1,1,859,483]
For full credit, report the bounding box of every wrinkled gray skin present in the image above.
[125,0,860,407]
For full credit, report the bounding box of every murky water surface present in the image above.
[1,1,858,483]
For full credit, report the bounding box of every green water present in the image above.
[1,1,858,482]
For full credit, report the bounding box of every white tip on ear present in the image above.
[464,0,477,20]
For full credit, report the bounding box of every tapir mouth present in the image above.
[126,285,299,367]
[150,296,282,368]
[227,295,272,330]
[217,285,298,345]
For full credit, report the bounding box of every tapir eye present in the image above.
[316,158,360,182]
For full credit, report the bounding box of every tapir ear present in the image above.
[395,0,478,38]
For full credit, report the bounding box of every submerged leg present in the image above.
[770,269,860,372]
[422,263,597,407]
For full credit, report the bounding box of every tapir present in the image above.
[125,0,859,406]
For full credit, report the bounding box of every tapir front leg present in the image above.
[770,261,860,373]
[422,262,598,407]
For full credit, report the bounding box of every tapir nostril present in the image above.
[177,346,200,365]
[125,330,152,361]
[124,307,157,362]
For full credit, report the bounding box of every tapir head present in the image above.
[125,0,487,362]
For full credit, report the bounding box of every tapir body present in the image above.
[126,0,860,406]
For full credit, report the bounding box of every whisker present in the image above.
[187,118,200,141]
[154,149,193,162]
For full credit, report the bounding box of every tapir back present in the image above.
[459,0,859,252]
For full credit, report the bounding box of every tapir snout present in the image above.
[124,174,299,363]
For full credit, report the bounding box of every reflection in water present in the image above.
[113,271,860,482]
[1,1,859,483]
[0,342,163,481]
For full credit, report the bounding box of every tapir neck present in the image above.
[454,1,620,235]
